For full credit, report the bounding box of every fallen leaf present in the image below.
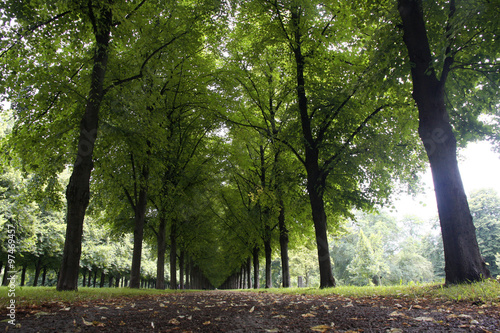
[169,318,181,325]
[414,317,434,322]
[82,317,93,326]
[203,321,211,325]
[458,314,473,319]
[386,328,403,333]
[249,306,255,313]
[389,311,405,317]
[310,324,331,332]
[302,313,316,318]
[273,314,287,318]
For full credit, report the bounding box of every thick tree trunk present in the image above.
[264,230,272,288]
[156,215,167,289]
[129,166,149,288]
[100,272,105,288]
[252,246,260,289]
[41,266,47,286]
[278,203,290,288]
[290,7,335,289]
[33,257,42,286]
[179,250,185,289]
[398,0,490,284]
[170,221,177,289]
[20,265,27,286]
[247,257,252,289]
[57,3,112,291]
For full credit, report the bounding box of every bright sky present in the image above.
[393,141,500,219]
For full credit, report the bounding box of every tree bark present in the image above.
[264,227,272,288]
[252,246,260,288]
[179,250,185,289]
[156,215,167,289]
[129,164,149,288]
[41,266,47,286]
[278,202,290,287]
[33,257,42,286]
[20,264,27,286]
[291,7,335,288]
[170,220,177,289]
[398,0,490,284]
[57,2,112,291]
[247,257,252,289]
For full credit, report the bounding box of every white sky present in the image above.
[392,141,500,220]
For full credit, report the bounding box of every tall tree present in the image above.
[246,0,425,288]
[397,0,498,283]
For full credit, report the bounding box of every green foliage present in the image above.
[332,212,439,286]
[469,188,500,276]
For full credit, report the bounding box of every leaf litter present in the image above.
[0,290,498,332]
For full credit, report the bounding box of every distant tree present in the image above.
[469,189,500,276]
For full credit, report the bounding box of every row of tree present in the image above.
[2,140,499,288]
[0,0,498,290]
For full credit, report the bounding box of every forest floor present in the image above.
[1,289,499,332]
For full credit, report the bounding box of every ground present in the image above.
[1,290,499,332]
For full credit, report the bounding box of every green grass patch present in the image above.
[1,280,498,309]
[256,279,500,303]
[0,286,188,309]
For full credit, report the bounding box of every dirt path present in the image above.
[1,290,499,332]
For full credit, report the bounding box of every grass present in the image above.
[0,286,188,309]
[1,279,498,309]
[259,279,500,303]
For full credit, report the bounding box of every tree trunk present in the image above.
[264,229,272,288]
[20,264,27,286]
[170,221,177,289]
[129,165,149,289]
[93,270,97,288]
[33,257,42,287]
[41,266,47,286]
[247,257,252,289]
[252,246,260,289]
[57,3,112,291]
[100,272,105,288]
[398,0,490,284]
[291,7,335,289]
[1,266,8,286]
[156,215,167,289]
[179,250,185,289]
[82,270,86,287]
[278,203,290,288]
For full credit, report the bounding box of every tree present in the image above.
[469,189,500,276]
[397,0,498,283]
[1,0,221,291]
[241,0,425,288]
